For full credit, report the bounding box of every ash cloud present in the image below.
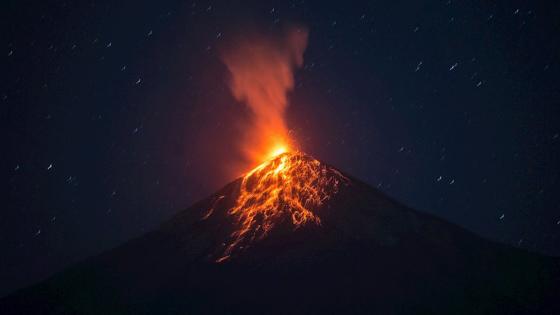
[220,26,308,166]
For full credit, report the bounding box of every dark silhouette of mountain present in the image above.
[2,153,558,314]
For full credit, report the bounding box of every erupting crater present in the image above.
[216,151,349,261]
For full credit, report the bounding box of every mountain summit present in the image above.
[203,151,349,262]
[2,152,559,314]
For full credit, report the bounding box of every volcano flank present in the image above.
[2,152,559,314]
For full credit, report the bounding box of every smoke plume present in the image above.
[220,26,308,166]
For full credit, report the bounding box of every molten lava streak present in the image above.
[218,151,348,261]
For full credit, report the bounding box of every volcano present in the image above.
[2,152,559,314]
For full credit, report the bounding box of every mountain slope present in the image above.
[2,152,558,314]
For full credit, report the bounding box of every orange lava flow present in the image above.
[218,151,348,261]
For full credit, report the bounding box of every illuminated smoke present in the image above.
[220,26,308,166]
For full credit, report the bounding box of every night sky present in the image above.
[3,0,560,296]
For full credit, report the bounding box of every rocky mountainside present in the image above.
[2,152,558,314]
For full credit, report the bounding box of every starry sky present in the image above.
[3,0,560,296]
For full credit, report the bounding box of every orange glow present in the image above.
[268,145,288,159]
[216,152,348,261]
[220,26,308,167]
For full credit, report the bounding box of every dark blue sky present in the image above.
[3,0,560,296]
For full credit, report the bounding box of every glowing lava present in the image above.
[217,151,348,261]
[268,145,288,159]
